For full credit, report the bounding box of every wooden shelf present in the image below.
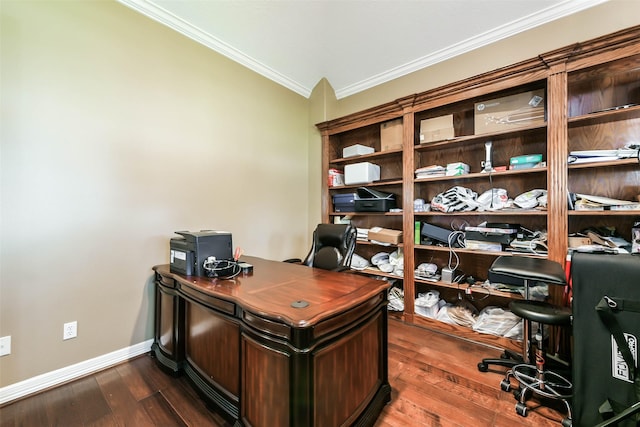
[351,267,403,280]
[318,26,640,352]
[328,179,403,190]
[568,104,640,127]
[413,123,547,152]
[330,148,403,164]
[568,158,638,170]
[331,211,403,216]
[569,210,640,216]
[411,315,522,354]
[355,240,403,247]
[414,209,546,216]
[415,167,547,183]
[414,244,547,258]
[414,277,525,300]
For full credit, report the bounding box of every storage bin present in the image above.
[344,162,380,185]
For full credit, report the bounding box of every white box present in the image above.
[344,162,380,185]
[343,144,374,158]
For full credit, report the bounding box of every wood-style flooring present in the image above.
[0,319,566,426]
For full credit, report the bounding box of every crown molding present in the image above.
[334,0,609,99]
[118,0,607,100]
[117,0,311,98]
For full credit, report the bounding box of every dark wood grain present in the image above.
[0,319,566,427]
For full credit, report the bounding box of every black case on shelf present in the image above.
[354,187,396,212]
[332,193,357,212]
[571,252,640,427]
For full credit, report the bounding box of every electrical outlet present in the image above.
[63,321,77,340]
[0,336,11,356]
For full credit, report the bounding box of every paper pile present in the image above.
[571,193,640,211]
[568,143,639,164]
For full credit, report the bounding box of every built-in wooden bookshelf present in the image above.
[317,26,640,352]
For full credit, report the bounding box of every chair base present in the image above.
[502,363,573,427]
[477,349,523,372]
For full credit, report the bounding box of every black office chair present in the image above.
[477,256,573,426]
[285,223,357,271]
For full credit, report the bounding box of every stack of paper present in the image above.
[356,228,369,241]
[573,193,640,211]
[415,165,445,179]
[568,144,639,164]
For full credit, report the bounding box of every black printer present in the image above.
[170,230,233,276]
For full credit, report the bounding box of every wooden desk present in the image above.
[152,256,391,427]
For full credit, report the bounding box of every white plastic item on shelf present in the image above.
[344,162,380,185]
[415,291,441,318]
[343,144,374,158]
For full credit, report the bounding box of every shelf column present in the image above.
[319,128,331,224]
[401,106,415,322]
[546,64,569,266]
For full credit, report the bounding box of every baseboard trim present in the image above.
[0,339,153,405]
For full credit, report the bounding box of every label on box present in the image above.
[510,154,543,165]
[474,89,545,135]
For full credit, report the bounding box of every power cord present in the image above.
[447,230,465,270]
[202,257,242,279]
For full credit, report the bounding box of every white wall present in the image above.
[0,0,310,387]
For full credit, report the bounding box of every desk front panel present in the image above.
[152,258,391,426]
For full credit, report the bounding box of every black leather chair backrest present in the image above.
[302,224,357,271]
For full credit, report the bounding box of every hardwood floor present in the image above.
[0,319,566,426]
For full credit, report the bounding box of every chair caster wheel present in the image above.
[561,418,572,427]
[500,379,511,392]
[513,388,521,400]
[477,362,488,372]
[515,402,528,417]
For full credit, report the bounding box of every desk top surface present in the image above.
[154,256,390,327]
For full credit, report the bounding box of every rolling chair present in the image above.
[285,223,357,271]
[477,256,573,426]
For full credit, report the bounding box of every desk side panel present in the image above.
[153,276,184,372]
[185,300,240,399]
[314,311,384,426]
[241,336,290,426]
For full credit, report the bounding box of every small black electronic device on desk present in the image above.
[169,230,232,276]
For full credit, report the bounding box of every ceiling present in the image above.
[118,0,607,99]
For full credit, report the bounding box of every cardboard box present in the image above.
[474,89,545,135]
[419,115,455,143]
[380,119,403,151]
[368,227,403,245]
[343,144,374,158]
[327,168,344,187]
[344,162,380,185]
